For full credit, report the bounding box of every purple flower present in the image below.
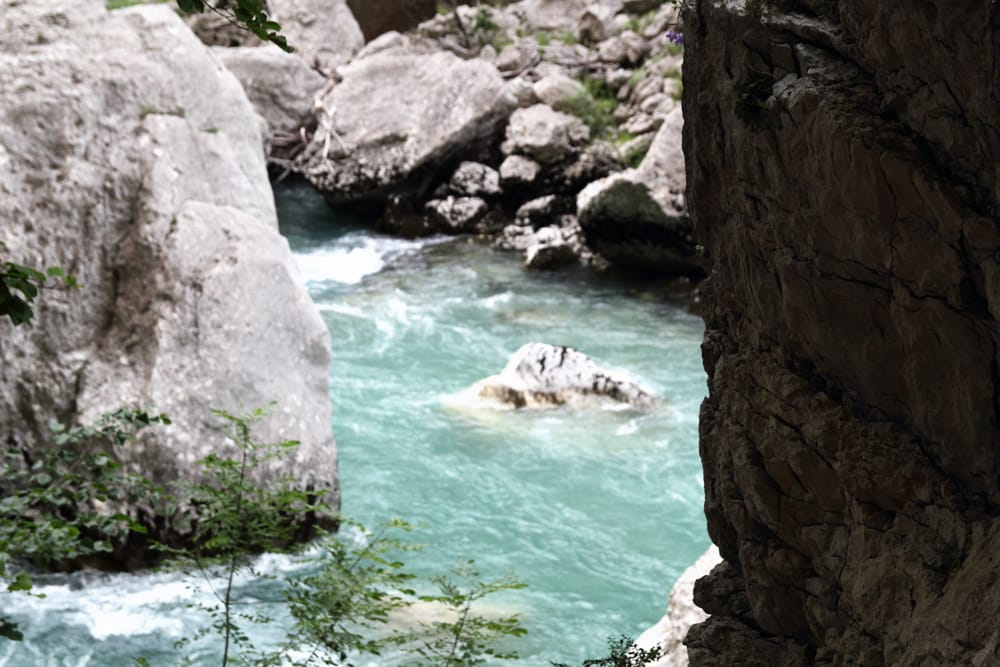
[667,29,684,45]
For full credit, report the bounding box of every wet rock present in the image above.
[495,223,536,251]
[499,154,543,188]
[379,194,436,238]
[298,50,515,202]
[425,196,489,232]
[515,194,562,226]
[577,108,697,274]
[502,103,590,164]
[472,343,655,408]
[523,225,579,269]
[449,161,502,198]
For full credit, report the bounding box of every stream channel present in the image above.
[2,182,709,667]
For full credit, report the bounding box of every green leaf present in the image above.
[0,618,23,642]
[8,571,33,592]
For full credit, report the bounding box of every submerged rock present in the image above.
[472,343,654,408]
[298,49,515,202]
[0,0,337,549]
[523,226,578,270]
[425,196,489,232]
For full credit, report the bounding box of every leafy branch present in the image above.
[174,0,293,52]
[0,241,79,327]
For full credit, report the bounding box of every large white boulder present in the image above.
[471,343,654,408]
[0,1,337,524]
[297,49,516,202]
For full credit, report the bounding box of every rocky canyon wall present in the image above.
[683,0,1000,664]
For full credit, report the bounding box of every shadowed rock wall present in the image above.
[682,0,1000,664]
[346,0,437,41]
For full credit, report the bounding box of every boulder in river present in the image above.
[297,49,516,202]
[0,0,337,548]
[577,107,699,275]
[471,343,654,408]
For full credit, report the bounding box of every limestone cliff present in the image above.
[683,0,1000,664]
[0,0,338,553]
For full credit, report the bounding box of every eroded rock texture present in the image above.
[0,0,337,543]
[683,0,1000,665]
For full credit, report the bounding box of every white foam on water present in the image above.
[293,233,450,285]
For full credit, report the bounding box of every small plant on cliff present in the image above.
[172,0,293,52]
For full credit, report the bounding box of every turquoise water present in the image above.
[278,183,710,664]
[0,182,708,666]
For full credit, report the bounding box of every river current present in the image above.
[2,182,708,666]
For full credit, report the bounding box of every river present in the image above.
[1,182,708,666]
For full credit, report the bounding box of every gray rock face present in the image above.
[577,108,697,274]
[298,50,516,202]
[502,103,590,164]
[0,1,337,539]
[472,343,654,408]
[346,0,436,41]
[634,547,722,667]
[684,1,1000,665]
[267,0,364,75]
[213,46,326,137]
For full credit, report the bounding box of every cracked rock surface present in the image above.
[0,0,337,550]
[683,0,1000,665]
